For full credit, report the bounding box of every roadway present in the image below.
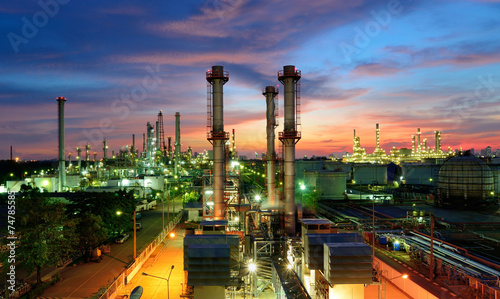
[38,197,183,298]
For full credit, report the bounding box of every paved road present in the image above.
[39,197,183,298]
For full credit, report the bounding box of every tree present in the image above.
[66,190,136,236]
[15,186,77,284]
[77,213,107,262]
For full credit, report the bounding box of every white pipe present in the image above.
[264,86,278,206]
[57,97,66,192]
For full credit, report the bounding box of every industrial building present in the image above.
[3,64,500,299]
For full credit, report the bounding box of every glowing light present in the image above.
[248,263,257,272]
[255,195,261,201]
[170,232,175,238]
[42,180,49,187]
[287,264,293,270]
[402,274,408,279]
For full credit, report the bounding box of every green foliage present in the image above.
[298,190,319,209]
[76,213,108,261]
[66,190,136,237]
[14,186,78,284]
[183,191,200,203]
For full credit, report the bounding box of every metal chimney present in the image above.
[57,96,66,192]
[278,65,301,235]
[375,123,380,152]
[103,139,108,159]
[263,86,278,206]
[174,112,181,175]
[167,136,172,160]
[206,65,229,220]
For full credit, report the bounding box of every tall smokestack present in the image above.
[207,65,229,220]
[167,136,172,160]
[146,122,154,165]
[375,123,380,151]
[278,65,301,235]
[103,139,108,159]
[57,96,66,192]
[175,112,181,176]
[264,86,278,206]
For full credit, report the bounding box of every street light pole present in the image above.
[142,265,175,299]
[167,265,174,299]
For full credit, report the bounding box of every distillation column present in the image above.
[375,123,380,151]
[174,112,181,176]
[278,65,301,235]
[435,131,441,154]
[77,147,81,174]
[263,86,278,206]
[417,128,421,154]
[57,96,66,192]
[207,66,229,220]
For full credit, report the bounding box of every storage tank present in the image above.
[437,155,495,208]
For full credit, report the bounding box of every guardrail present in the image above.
[98,210,184,299]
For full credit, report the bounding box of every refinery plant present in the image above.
[3,65,500,299]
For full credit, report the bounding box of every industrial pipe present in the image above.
[57,96,66,192]
[263,86,278,206]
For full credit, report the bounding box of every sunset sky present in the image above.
[1,0,500,160]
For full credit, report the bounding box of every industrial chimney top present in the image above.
[206,65,229,83]
[278,65,301,82]
[56,96,67,102]
[262,86,278,95]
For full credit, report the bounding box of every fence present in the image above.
[99,210,184,299]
